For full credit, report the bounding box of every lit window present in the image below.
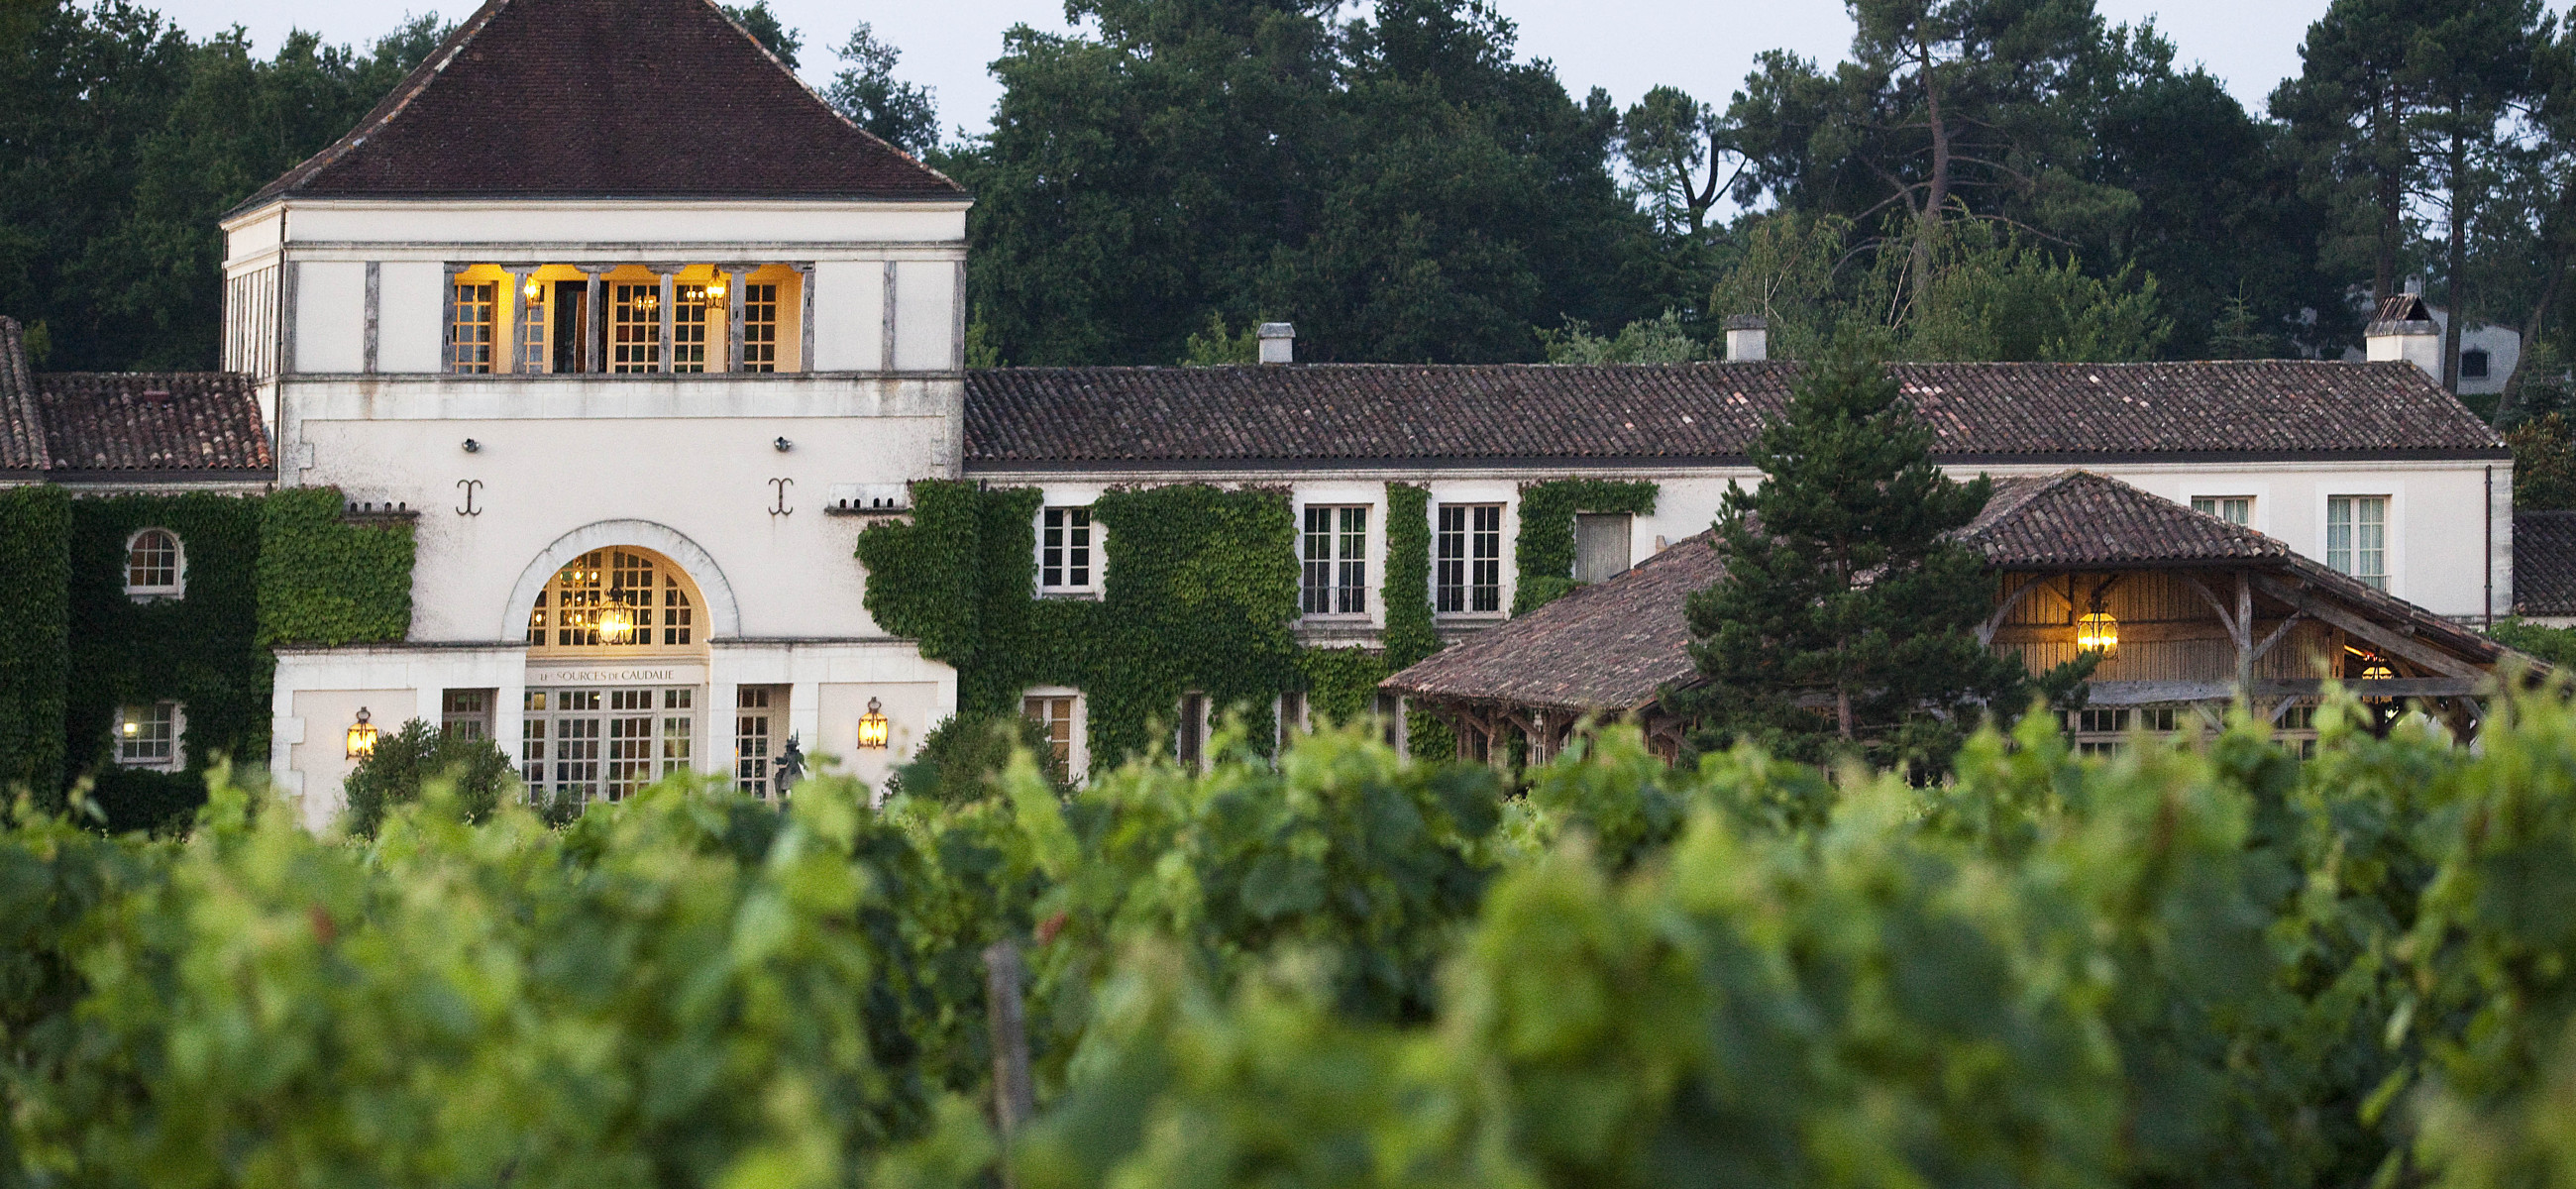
[1437,504,1503,613]
[1022,694,1078,780]
[1041,507,1094,591]
[741,282,779,372]
[2191,496,2253,527]
[612,282,661,373]
[1301,505,1368,615]
[529,548,701,651]
[115,703,177,768]
[449,280,496,373]
[673,283,713,373]
[124,528,181,596]
[2327,495,2389,591]
[516,279,548,373]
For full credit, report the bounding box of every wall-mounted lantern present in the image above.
[346,707,377,760]
[522,275,543,302]
[2077,608,2119,658]
[857,698,891,750]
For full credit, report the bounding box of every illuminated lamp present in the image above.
[856,698,891,750]
[522,274,543,302]
[596,601,636,645]
[2360,660,2398,705]
[701,273,728,305]
[2076,609,2119,658]
[120,711,141,738]
[346,707,377,760]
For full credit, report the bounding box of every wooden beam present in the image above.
[2183,574,2241,639]
[2086,677,2487,705]
[2247,574,2487,683]
[2248,611,2308,667]
[2234,574,2256,692]
[1980,574,2045,648]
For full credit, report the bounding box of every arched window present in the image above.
[526,547,703,652]
[124,529,183,598]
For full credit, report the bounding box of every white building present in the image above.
[195,0,2519,826]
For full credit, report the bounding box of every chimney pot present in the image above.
[1722,314,1769,363]
[1257,322,1295,365]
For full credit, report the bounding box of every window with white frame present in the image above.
[124,528,182,598]
[449,279,497,373]
[2191,496,2253,527]
[1039,507,1095,593]
[1301,505,1368,614]
[2326,495,2389,590]
[1436,504,1503,613]
[115,702,179,768]
[1021,691,1082,780]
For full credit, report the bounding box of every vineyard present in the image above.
[6,691,2576,1189]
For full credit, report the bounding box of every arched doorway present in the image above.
[521,545,711,808]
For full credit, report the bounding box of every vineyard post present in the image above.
[983,939,1037,1181]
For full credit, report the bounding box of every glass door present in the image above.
[522,686,696,809]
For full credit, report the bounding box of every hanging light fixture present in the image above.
[2076,591,2118,659]
[701,271,728,305]
[346,707,377,760]
[2359,658,2397,705]
[856,698,891,749]
[595,600,636,645]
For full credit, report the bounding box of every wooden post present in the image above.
[2233,573,2255,698]
[983,939,1036,1185]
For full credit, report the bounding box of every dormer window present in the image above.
[124,528,183,599]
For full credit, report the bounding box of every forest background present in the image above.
[11,0,2576,417]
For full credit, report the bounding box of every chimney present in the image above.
[2365,293,2442,381]
[1257,322,1295,365]
[1723,314,1768,362]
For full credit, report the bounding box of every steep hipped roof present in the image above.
[1381,530,1725,713]
[2515,510,2576,617]
[964,361,2503,469]
[237,0,962,210]
[1384,471,2512,711]
[0,317,46,476]
[33,374,272,481]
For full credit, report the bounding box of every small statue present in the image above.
[776,734,807,797]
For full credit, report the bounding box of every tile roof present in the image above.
[1385,470,2511,710]
[964,361,2502,468]
[1380,530,1726,713]
[1958,471,2293,568]
[33,373,272,479]
[0,317,45,475]
[2515,510,2576,616]
[236,0,963,211]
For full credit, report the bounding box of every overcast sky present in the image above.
[133,0,2370,141]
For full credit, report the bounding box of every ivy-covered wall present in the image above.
[856,477,1669,771]
[65,493,268,830]
[1512,479,1661,612]
[0,484,413,828]
[257,487,415,647]
[0,486,71,800]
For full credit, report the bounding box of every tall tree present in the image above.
[2405,0,2543,391]
[1674,344,2073,772]
[824,22,938,157]
[941,0,1661,365]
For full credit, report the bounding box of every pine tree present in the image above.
[1676,346,2077,772]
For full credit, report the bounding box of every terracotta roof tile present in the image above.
[1959,471,2292,568]
[0,318,45,475]
[965,361,2502,467]
[34,373,272,478]
[2516,510,2576,616]
[238,0,962,210]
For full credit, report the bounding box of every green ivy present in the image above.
[861,482,1304,771]
[1512,479,1660,612]
[1378,483,1454,760]
[65,493,269,831]
[0,486,71,802]
[257,487,415,647]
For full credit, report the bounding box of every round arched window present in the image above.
[124,528,182,597]
[526,547,704,652]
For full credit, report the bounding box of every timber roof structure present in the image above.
[235,0,962,211]
[2515,510,2576,617]
[964,361,2503,469]
[0,319,272,484]
[1383,470,2516,712]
